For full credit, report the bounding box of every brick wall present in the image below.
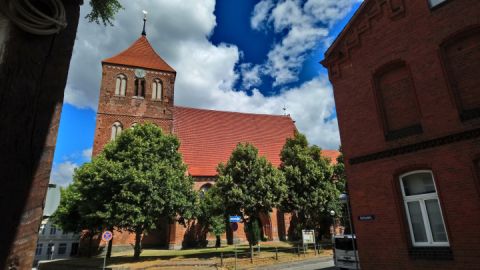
[323,0,480,269]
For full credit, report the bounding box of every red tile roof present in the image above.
[102,36,175,72]
[321,150,341,165]
[173,107,296,176]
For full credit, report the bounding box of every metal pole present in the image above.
[275,246,278,260]
[345,197,359,270]
[102,247,107,270]
[234,243,237,270]
[220,252,223,267]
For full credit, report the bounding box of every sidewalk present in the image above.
[254,257,334,270]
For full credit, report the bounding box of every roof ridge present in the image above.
[174,106,293,119]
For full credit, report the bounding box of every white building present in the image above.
[33,184,80,266]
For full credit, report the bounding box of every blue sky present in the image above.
[51,0,361,186]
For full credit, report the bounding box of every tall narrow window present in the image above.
[375,61,422,140]
[134,78,145,97]
[50,225,56,235]
[441,27,480,121]
[58,243,67,255]
[400,171,449,247]
[35,243,43,256]
[152,79,163,100]
[111,121,122,140]
[115,74,127,96]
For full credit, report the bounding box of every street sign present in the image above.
[102,230,113,242]
[358,215,375,221]
[302,229,315,244]
[229,216,241,223]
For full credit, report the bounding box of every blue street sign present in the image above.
[102,230,113,242]
[229,216,241,223]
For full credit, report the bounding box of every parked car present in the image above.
[333,234,360,269]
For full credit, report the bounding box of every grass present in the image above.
[39,241,332,270]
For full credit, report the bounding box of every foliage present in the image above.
[215,143,287,246]
[86,0,123,26]
[102,123,196,258]
[333,145,346,194]
[280,132,341,237]
[54,123,196,259]
[197,186,226,247]
[245,218,261,246]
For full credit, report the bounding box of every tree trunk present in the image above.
[106,230,113,258]
[215,235,221,248]
[133,227,143,260]
[87,233,93,258]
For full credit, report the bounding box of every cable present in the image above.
[0,0,67,35]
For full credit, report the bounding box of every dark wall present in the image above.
[0,1,82,269]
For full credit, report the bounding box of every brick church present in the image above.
[92,28,338,249]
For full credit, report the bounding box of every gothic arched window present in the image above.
[134,78,145,98]
[152,78,163,100]
[374,61,422,140]
[115,74,127,96]
[111,121,123,140]
[441,26,480,121]
[199,183,212,199]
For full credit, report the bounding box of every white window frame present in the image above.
[111,121,123,140]
[152,79,163,100]
[428,0,447,8]
[400,170,449,247]
[115,74,127,96]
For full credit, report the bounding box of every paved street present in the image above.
[255,257,335,270]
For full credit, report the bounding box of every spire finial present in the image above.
[142,10,148,36]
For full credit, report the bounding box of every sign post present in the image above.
[302,229,315,254]
[229,216,241,270]
[102,231,113,270]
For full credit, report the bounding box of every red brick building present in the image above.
[322,0,480,269]
[92,32,339,249]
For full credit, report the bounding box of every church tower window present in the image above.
[115,74,127,96]
[134,79,146,98]
[111,121,123,140]
[152,79,163,100]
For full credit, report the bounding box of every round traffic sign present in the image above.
[102,230,113,242]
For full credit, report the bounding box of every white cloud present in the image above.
[240,63,263,89]
[251,0,357,86]
[250,0,274,30]
[82,148,92,161]
[50,161,78,187]
[64,0,343,150]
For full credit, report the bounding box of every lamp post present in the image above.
[329,210,336,236]
[339,193,358,270]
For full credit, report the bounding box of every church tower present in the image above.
[92,24,176,156]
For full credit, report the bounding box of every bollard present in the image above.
[220,252,224,267]
[234,248,237,270]
[275,246,278,260]
[297,245,300,257]
[250,245,254,263]
[314,243,317,256]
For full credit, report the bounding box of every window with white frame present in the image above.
[35,243,43,256]
[152,78,163,100]
[111,121,123,140]
[428,0,447,8]
[400,171,449,246]
[58,243,67,255]
[115,74,127,96]
[50,225,56,235]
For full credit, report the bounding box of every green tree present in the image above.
[86,0,123,26]
[197,186,226,248]
[215,143,286,250]
[280,132,341,238]
[52,156,122,257]
[102,123,196,259]
[54,124,196,259]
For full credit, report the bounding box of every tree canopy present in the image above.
[53,123,196,259]
[215,143,287,246]
[280,132,341,237]
[86,0,123,26]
